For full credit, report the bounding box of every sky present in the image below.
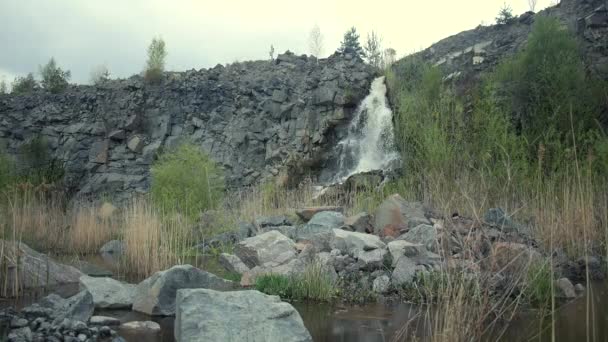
[0,0,556,86]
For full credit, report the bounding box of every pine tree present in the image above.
[337,27,365,58]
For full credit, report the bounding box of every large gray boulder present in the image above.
[0,241,83,292]
[219,253,250,274]
[175,289,312,342]
[132,265,236,316]
[387,240,426,267]
[391,257,425,287]
[79,275,136,309]
[374,194,430,236]
[34,290,95,322]
[398,224,438,253]
[234,231,297,269]
[296,211,345,251]
[99,240,124,255]
[296,206,343,221]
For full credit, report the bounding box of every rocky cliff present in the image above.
[0,52,375,200]
[393,0,608,88]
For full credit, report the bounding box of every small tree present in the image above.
[39,58,71,93]
[0,78,7,94]
[337,27,365,59]
[382,48,397,69]
[90,64,110,85]
[528,0,538,12]
[144,37,167,84]
[496,3,515,24]
[269,44,275,61]
[11,73,38,94]
[308,24,324,57]
[364,31,383,69]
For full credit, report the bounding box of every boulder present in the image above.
[79,275,136,309]
[484,208,529,235]
[121,320,161,333]
[219,253,250,274]
[398,224,438,253]
[254,215,293,228]
[127,135,144,153]
[175,289,312,342]
[374,194,430,236]
[99,240,124,255]
[387,240,426,266]
[491,242,542,275]
[37,291,95,322]
[343,212,374,233]
[234,231,297,269]
[296,211,345,251]
[330,229,385,256]
[0,241,83,291]
[555,278,576,299]
[372,275,390,293]
[355,248,388,270]
[132,265,235,316]
[296,206,343,221]
[89,316,121,326]
[391,257,424,287]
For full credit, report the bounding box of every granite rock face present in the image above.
[0,51,374,201]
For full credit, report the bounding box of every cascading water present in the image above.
[328,76,400,184]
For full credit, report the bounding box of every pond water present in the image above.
[3,254,608,342]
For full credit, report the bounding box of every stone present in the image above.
[355,248,387,270]
[387,240,426,266]
[0,241,83,291]
[79,275,136,309]
[99,240,124,255]
[121,321,161,333]
[38,291,95,323]
[127,135,144,153]
[132,264,235,316]
[391,257,424,287]
[234,231,297,269]
[555,278,576,299]
[108,130,126,141]
[491,242,542,275]
[175,289,312,342]
[296,211,345,251]
[296,206,344,221]
[330,229,386,256]
[219,253,250,274]
[483,208,529,235]
[374,194,430,236]
[254,215,292,228]
[344,212,374,233]
[575,283,585,294]
[89,316,121,326]
[399,224,438,253]
[372,275,390,293]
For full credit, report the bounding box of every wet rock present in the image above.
[89,316,121,326]
[99,240,124,255]
[219,253,250,274]
[121,320,161,333]
[343,212,374,233]
[235,231,297,269]
[372,275,390,294]
[79,275,136,309]
[374,194,430,236]
[296,207,343,221]
[398,224,438,253]
[37,291,95,323]
[133,264,235,316]
[175,289,312,342]
[555,278,577,299]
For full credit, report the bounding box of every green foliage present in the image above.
[337,27,365,59]
[0,79,7,94]
[39,58,71,93]
[11,73,38,94]
[398,271,482,304]
[144,37,167,84]
[0,149,16,192]
[151,143,224,221]
[19,136,64,185]
[90,64,110,85]
[524,261,553,307]
[364,31,383,69]
[496,3,515,24]
[255,263,336,301]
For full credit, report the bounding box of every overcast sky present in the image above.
[0,0,556,85]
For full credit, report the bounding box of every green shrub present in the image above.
[144,37,167,84]
[0,149,16,193]
[151,143,224,221]
[255,263,336,301]
[496,3,514,25]
[11,73,38,94]
[524,261,553,307]
[39,58,71,93]
[19,136,64,185]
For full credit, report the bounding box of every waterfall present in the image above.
[329,76,400,184]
